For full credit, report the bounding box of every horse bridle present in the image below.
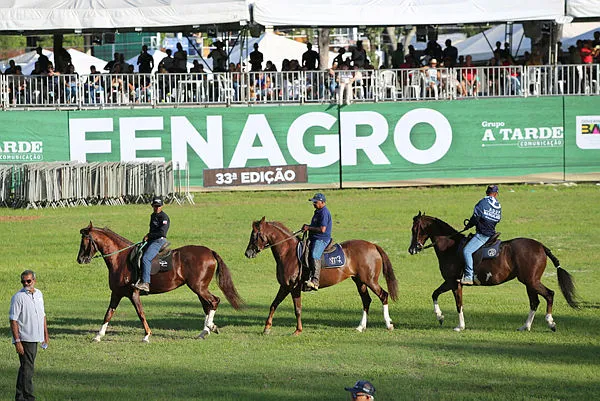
[82,230,142,259]
[253,224,302,251]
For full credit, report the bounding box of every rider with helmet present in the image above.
[345,380,376,400]
[134,196,170,292]
[461,185,501,285]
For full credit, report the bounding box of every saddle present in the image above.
[297,238,346,271]
[459,233,502,269]
[128,241,174,284]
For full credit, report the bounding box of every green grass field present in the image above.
[1,183,599,400]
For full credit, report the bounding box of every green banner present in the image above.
[340,97,566,185]
[564,97,600,180]
[0,97,599,188]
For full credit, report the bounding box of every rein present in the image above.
[420,227,469,250]
[91,240,145,259]
[263,230,303,249]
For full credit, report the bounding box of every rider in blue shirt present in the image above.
[461,185,501,285]
[302,193,332,291]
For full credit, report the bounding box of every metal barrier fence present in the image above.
[1,161,194,209]
[1,64,599,109]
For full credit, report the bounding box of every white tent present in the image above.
[567,0,600,18]
[0,0,249,32]
[3,48,107,75]
[227,32,338,71]
[252,0,566,27]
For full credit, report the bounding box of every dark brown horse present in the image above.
[77,222,243,342]
[408,212,578,332]
[244,217,398,335]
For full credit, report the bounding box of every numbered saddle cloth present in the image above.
[296,240,346,268]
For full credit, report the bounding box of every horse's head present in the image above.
[408,211,430,255]
[244,217,269,258]
[77,221,99,264]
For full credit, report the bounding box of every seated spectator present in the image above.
[63,64,78,103]
[328,61,339,101]
[264,60,277,72]
[333,48,346,66]
[86,65,104,103]
[500,56,522,95]
[104,52,119,72]
[4,60,16,75]
[421,58,440,98]
[460,55,479,96]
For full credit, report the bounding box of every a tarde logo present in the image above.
[480,121,563,148]
[576,116,600,149]
[0,141,44,162]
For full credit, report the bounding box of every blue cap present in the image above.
[345,380,375,396]
[486,185,499,194]
[309,193,326,202]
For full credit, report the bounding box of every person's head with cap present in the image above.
[151,196,163,209]
[308,193,326,209]
[345,380,375,400]
[486,184,499,197]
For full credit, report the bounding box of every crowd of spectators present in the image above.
[2,32,600,106]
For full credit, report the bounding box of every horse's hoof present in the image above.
[453,326,464,332]
[262,328,271,335]
[198,329,210,340]
[517,326,531,332]
[355,326,366,333]
[210,325,220,334]
[438,316,445,326]
[142,337,150,343]
[292,330,302,336]
[92,336,102,342]
[550,325,556,332]
[387,324,394,331]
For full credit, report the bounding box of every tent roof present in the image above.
[567,0,600,18]
[0,0,249,33]
[252,0,566,27]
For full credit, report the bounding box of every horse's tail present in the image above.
[375,244,398,302]
[212,251,245,310]
[544,245,579,309]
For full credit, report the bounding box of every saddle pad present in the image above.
[296,242,346,268]
[150,250,174,275]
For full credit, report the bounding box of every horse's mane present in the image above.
[421,214,459,235]
[95,226,133,245]
[269,221,295,237]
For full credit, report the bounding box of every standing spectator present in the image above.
[4,59,17,74]
[493,41,503,61]
[442,39,458,67]
[337,62,356,105]
[10,270,49,401]
[137,45,154,74]
[302,42,320,70]
[391,43,404,69]
[104,52,119,72]
[208,41,227,73]
[118,53,130,74]
[173,42,188,73]
[333,47,346,66]
[351,40,367,68]
[249,43,264,72]
[36,47,49,74]
[158,49,175,73]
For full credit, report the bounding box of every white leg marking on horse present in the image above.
[434,301,444,323]
[454,307,465,331]
[94,322,109,342]
[142,334,150,343]
[518,310,536,332]
[545,313,556,331]
[199,310,216,339]
[383,304,394,330]
[356,311,368,333]
[485,272,492,282]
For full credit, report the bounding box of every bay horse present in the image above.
[244,217,398,335]
[408,212,578,332]
[77,222,243,342]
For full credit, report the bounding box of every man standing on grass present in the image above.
[10,269,49,401]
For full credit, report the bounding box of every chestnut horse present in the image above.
[408,212,578,332]
[77,222,243,342]
[244,217,398,335]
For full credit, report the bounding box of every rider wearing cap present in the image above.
[461,185,502,285]
[134,196,170,292]
[345,380,376,400]
[302,192,332,291]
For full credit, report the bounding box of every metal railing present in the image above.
[1,64,599,109]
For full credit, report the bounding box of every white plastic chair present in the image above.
[379,70,397,100]
[404,70,422,100]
